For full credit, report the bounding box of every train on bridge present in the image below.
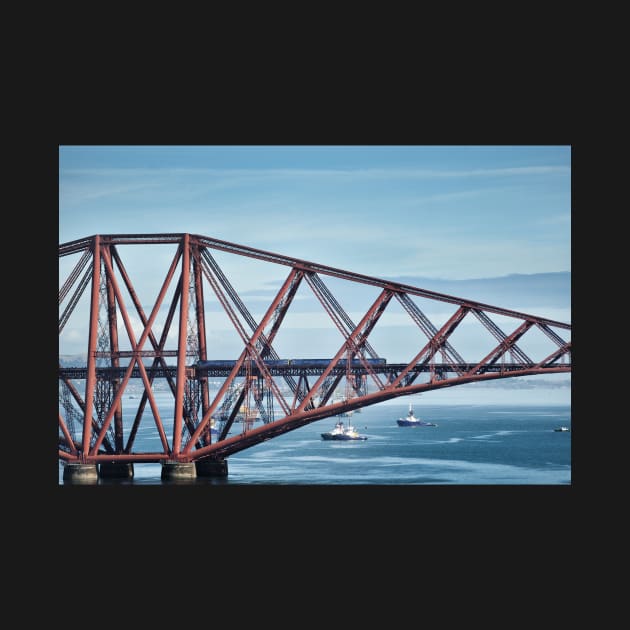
[195,358,387,369]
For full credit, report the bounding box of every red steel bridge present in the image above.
[59,233,571,480]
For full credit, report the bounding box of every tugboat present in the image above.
[321,420,368,441]
[397,403,437,427]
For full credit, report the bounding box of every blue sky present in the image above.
[59,146,571,393]
[59,145,570,280]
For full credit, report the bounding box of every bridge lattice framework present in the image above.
[58,233,571,466]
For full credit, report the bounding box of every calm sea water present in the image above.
[59,396,571,485]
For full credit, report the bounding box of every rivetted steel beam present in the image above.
[60,234,571,329]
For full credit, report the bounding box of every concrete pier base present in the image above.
[63,463,99,484]
[161,461,197,481]
[196,458,228,477]
[99,462,134,479]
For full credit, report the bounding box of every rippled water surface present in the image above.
[59,398,571,485]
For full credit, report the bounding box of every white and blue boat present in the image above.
[321,420,368,441]
[397,403,437,427]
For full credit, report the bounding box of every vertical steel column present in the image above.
[173,234,190,456]
[82,236,101,459]
[105,248,123,451]
[193,247,210,416]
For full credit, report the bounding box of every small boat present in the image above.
[321,420,368,441]
[397,403,437,427]
[554,426,571,432]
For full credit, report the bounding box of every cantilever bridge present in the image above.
[58,233,571,481]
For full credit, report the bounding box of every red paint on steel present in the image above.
[59,234,572,468]
[183,268,301,454]
[173,235,190,455]
[82,235,101,460]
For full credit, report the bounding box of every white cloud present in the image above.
[62,165,570,182]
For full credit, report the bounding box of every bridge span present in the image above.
[58,233,571,482]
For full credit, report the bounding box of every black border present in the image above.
[46,93,577,565]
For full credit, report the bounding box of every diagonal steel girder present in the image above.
[59,234,571,465]
[198,248,304,426]
[304,272,387,393]
[108,245,191,453]
[196,253,305,430]
[471,308,533,365]
[465,319,535,376]
[189,287,395,460]
[387,305,470,389]
[86,239,184,457]
[396,293,467,376]
[184,267,304,454]
[534,342,571,368]
[306,272,379,359]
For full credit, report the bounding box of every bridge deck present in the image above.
[58,362,570,380]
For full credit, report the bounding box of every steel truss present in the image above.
[59,234,571,464]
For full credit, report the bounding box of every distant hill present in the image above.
[383,271,571,310]
[59,354,87,367]
[266,270,571,316]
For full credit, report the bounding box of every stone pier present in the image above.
[62,463,99,484]
[196,458,228,478]
[161,461,197,481]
